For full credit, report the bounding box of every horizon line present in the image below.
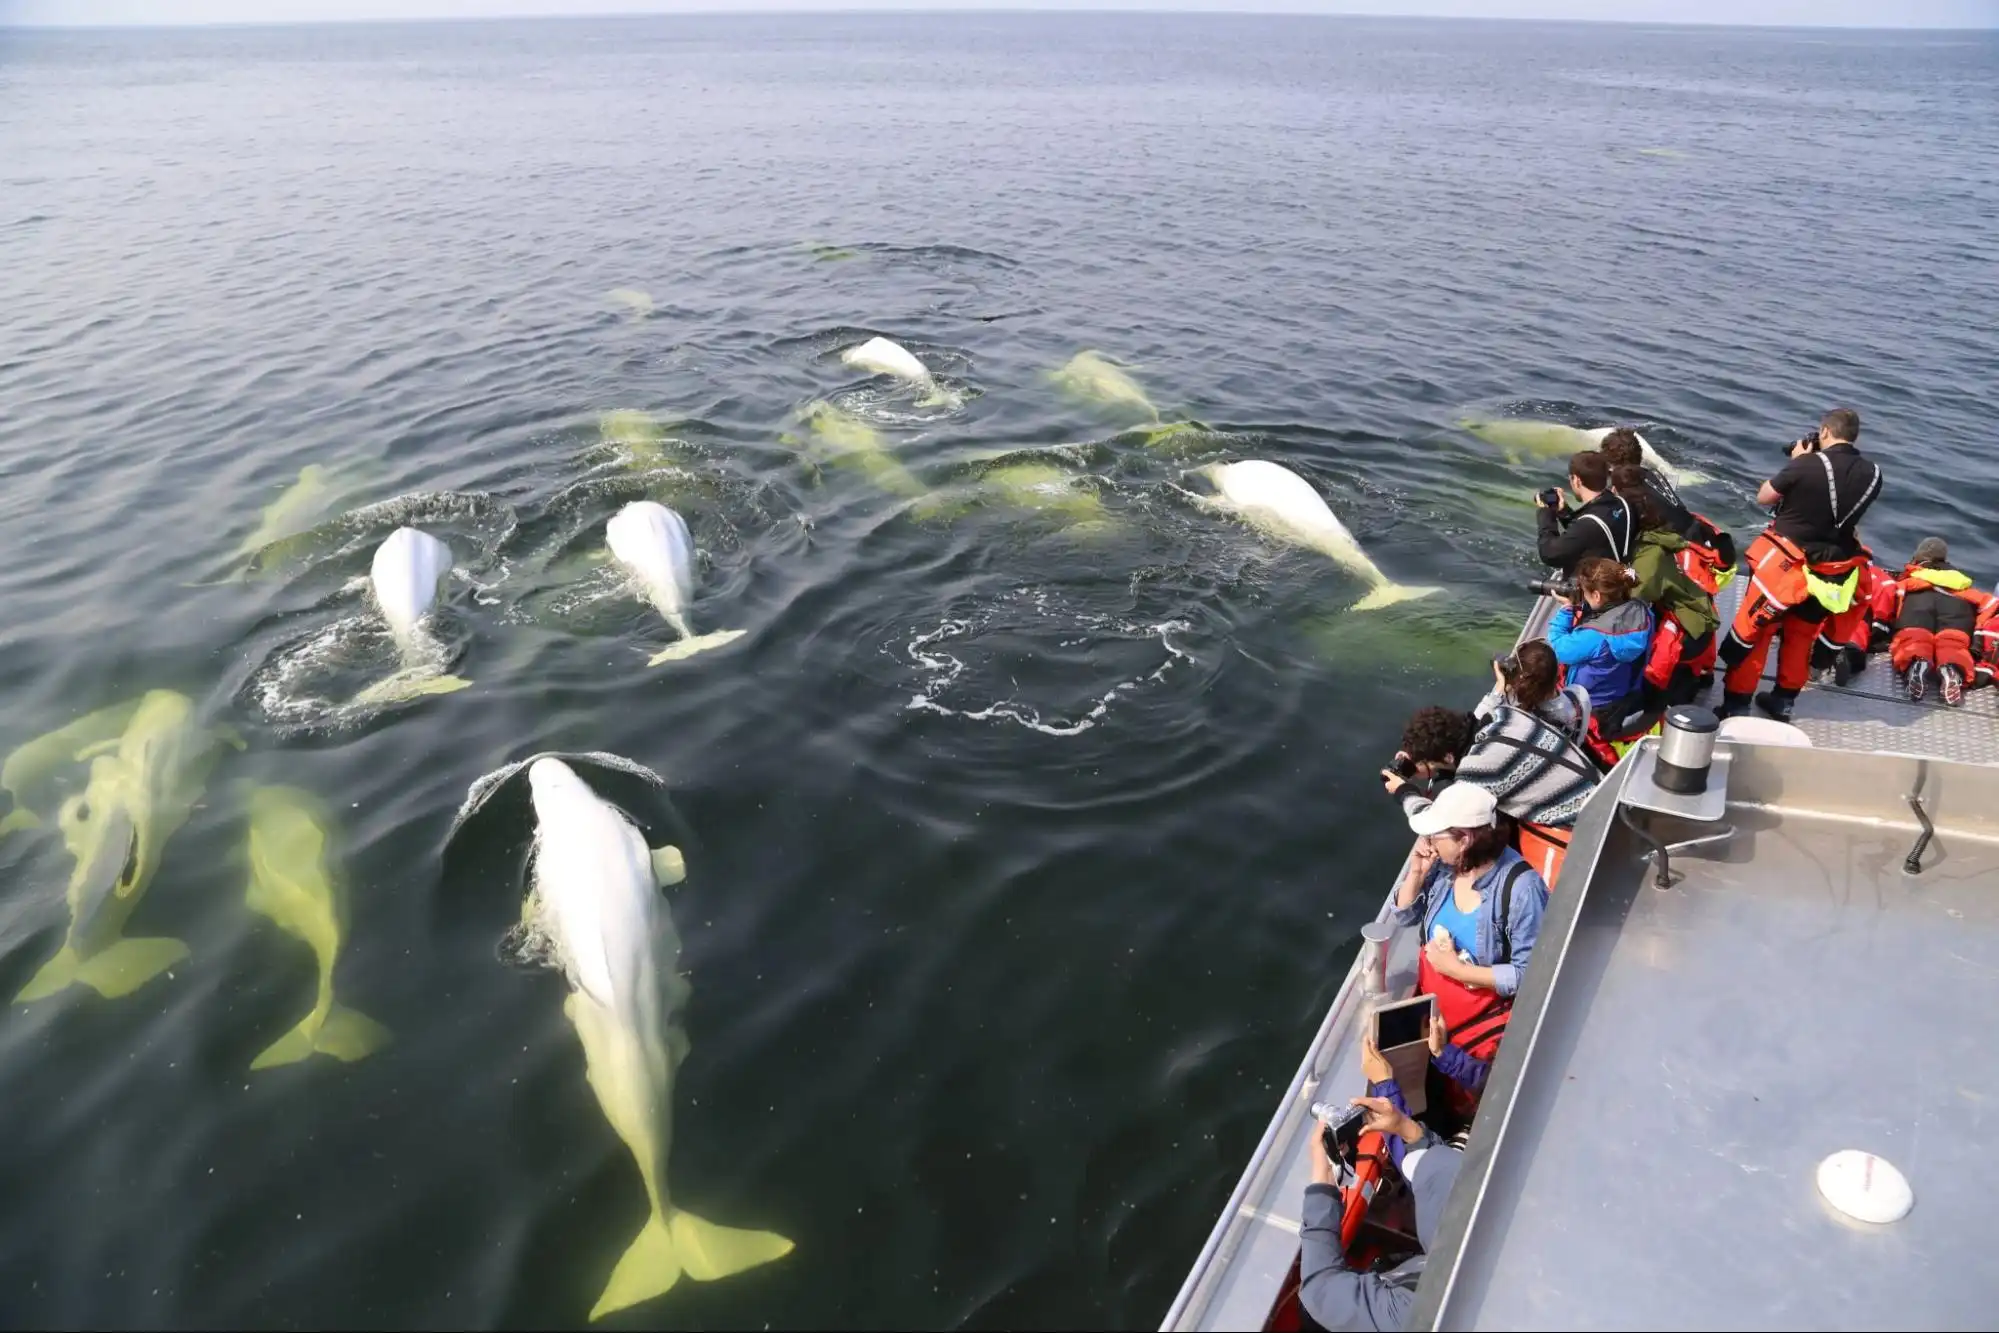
[4,7,1995,33]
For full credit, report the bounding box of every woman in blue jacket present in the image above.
[1547,555,1655,728]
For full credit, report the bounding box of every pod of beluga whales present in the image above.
[0,326,1706,1320]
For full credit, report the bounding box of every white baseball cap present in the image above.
[1408,782,1499,837]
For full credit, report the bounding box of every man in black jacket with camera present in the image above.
[1716,407,1883,721]
[1534,450,1636,578]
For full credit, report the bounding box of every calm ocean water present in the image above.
[0,12,1994,1328]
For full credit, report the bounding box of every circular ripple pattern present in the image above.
[0,15,1994,1330]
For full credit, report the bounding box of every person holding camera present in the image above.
[1474,639,1590,746]
[1301,1082,1464,1330]
[1534,450,1635,577]
[1715,407,1882,722]
[1547,556,1654,730]
[1381,696,1598,836]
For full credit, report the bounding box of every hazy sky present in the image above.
[4,0,1995,26]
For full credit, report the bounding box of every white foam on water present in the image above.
[902,604,1195,737]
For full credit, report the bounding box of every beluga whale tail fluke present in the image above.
[1197,461,1443,613]
[593,1208,795,1321]
[356,527,471,705]
[604,502,748,667]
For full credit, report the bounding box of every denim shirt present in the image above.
[1392,847,1548,997]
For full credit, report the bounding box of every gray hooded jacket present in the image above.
[1298,1131,1463,1331]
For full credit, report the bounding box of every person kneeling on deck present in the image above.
[1301,1089,1462,1331]
[1535,450,1635,577]
[1547,557,1654,734]
[1382,688,1597,882]
[1397,784,1548,1099]
[1870,538,1999,707]
[1716,407,1882,722]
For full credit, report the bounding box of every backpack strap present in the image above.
[1494,860,1528,966]
[1577,493,1636,563]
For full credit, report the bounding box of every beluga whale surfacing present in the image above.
[604,501,747,665]
[448,752,793,1321]
[1197,460,1443,612]
[838,335,954,405]
[354,526,472,704]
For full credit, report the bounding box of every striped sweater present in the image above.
[1398,704,1600,830]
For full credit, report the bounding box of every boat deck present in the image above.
[1417,744,1999,1329]
[1161,583,1999,1333]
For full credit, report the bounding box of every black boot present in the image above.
[1717,690,1755,719]
[1833,645,1866,687]
[1755,688,1798,723]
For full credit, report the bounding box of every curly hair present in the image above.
[1598,428,1644,468]
[1400,706,1475,765]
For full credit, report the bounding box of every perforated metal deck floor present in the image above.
[1717,579,1999,765]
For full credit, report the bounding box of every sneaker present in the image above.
[1908,660,1931,702]
[1754,691,1795,723]
[1941,664,1966,707]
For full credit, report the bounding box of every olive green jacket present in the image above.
[1631,530,1720,639]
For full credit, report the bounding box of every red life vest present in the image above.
[1415,861,1529,1065]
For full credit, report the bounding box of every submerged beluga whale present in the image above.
[14,690,241,1002]
[243,785,390,1070]
[1457,418,1710,488]
[604,502,747,665]
[448,753,793,1321]
[1198,460,1443,612]
[354,527,472,704]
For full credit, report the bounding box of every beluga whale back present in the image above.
[1199,460,1442,612]
[450,753,793,1321]
[357,526,471,704]
[840,336,952,407]
[1458,417,1708,488]
[604,502,747,666]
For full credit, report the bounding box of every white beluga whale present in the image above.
[1053,349,1158,421]
[450,753,793,1321]
[604,502,747,666]
[606,288,654,321]
[1198,460,1443,612]
[839,336,952,408]
[1458,417,1708,488]
[355,526,471,704]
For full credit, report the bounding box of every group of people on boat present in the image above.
[1293,408,1999,1331]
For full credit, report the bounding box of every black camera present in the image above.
[1493,651,1518,676]
[1524,577,1578,599]
[1536,487,1564,509]
[1786,432,1820,457]
[1388,753,1418,780]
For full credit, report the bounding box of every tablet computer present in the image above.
[1372,993,1436,1052]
